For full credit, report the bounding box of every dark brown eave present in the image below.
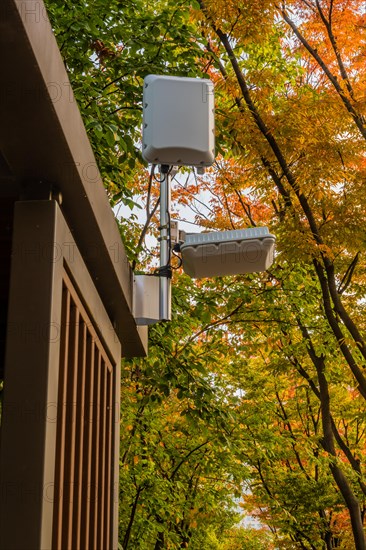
[0,0,147,356]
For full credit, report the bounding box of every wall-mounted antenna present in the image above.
[134,75,215,324]
[133,74,275,326]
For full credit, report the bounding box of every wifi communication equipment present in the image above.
[135,75,276,326]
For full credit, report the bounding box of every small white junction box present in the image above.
[142,74,215,167]
[180,227,275,278]
[133,275,160,325]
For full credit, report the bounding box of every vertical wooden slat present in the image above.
[52,286,71,549]
[112,360,121,550]
[90,348,102,550]
[73,320,87,550]
[97,364,108,549]
[62,305,80,548]
[104,369,113,549]
[80,335,95,550]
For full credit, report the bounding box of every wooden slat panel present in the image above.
[62,268,115,368]
[52,269,119,549]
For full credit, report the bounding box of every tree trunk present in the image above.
[316,358,366,549]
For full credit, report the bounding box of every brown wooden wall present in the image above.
[0,197,15,378]
[0,200,121,550]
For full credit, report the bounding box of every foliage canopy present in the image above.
[45,0,366,547]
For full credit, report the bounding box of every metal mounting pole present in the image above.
[159,165,171,321]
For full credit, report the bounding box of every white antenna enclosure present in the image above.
[142,75,215,167]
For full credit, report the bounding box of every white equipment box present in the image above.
[180,227,275,278]
[133,275,160,325]
[142,74,215,167]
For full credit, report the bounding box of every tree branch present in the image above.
[280,7,366,141]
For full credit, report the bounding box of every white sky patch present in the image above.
[114,167,215,255]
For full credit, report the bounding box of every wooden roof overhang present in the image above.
[0,0,147,356]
